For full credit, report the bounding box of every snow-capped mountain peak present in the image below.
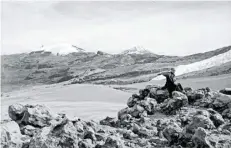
[121,46,152,55]
[40,43,85,55]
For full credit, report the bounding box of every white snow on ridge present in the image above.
[121,46,152,55]
[153,49,231,80]
[41,43,85,55]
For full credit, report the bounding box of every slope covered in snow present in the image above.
[153,49,231,80]
[40,44,85,55]
[121,46,153,55]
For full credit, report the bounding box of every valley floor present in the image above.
[1,74,231,122]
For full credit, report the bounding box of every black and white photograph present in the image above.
[1,1,231,148]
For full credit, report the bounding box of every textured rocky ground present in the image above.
[1,85,231,148]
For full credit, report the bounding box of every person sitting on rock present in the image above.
[157,68,183,98]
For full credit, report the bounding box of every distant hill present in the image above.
[1,45,231,92]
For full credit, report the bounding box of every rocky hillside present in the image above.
[2,86,231,148]
[1,45,231,92]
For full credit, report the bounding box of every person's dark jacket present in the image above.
[161,72,176,90]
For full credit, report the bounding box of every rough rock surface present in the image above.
[2,86,231,148]
[8,104,27,122]
[1,121,24,148]
[160,91,188,115]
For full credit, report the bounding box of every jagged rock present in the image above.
[194,96,213,108]
[78,139,94,148]
[177,107,198,127]
[127,96,138,108]
[186,111,215,134]
[160,91,188,115]
[149,137,168,147]
[84,131,97,142]
[207,108,225,128]
[21,104,54,127]
[95,133,106,141]
[130,104,146,118]
[136,138,150,147]
[21,125,40,137]
[222,108,231,120]
[149,88,169,103]
[1,121,23,148]
[139,97,158,115]
[219,88,231,95]
[131,122,156,138]
[163,122,182,145]
[192,127,212,148]
[102,136,124,148]
[8,103,27,122]
[122,130,138,140]
[100,116,117,127]
[220,123,231,133]
[212,94,231,113]
[29,117,79,148]
[21,135,31,148]
[118,107,131,120]
[186,89,205,104]
[191,127,231,148]
[72,119,84,133]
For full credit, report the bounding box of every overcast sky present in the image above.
[1,1,231,55]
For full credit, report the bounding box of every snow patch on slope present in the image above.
[41,43,85,55]
[153,49,231,80]
[121,46,152,55]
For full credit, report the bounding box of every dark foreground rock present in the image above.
[1,86,231,148]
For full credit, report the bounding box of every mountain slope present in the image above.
[1,45,231,92]
[153,47,231,80]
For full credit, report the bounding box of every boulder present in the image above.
[149,88,169,103]
[21,104,54,127]
[160,91,188,115]
[207,108,225,128]
[192,127,231,148]
[72,119,84,133]
[127,96,138,108]
[193,96,214,108]
[102,136,124,148]
[149,138,168,147]
[212,94,231,113]
[222,108,231,120]
[163,122,182,145]
[29,117,79,148]
[139,97,158,115]
[186,89,205,104]
[192,127,212,148]
[1,121,23,148]
[122,130,138,140]
[186,111,215,134]
[130,104,146,118]
[99,116,117,127]
[84,131,97,142]
[219,88,231,95]
[118,107,131,120]
[8,103,27,122]
[78,139,94,148]
[21,125,40,137]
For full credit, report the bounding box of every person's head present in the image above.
[170,68,176,74]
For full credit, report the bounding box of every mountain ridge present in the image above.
[1,45,231,92]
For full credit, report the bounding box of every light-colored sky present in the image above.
[1,1,231,55]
